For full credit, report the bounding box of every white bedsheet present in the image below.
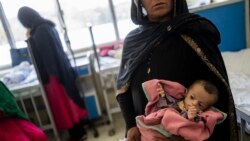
[222,48,250,133]
[0,61,37,88]
[229,72,250,110]
[222,48,250,75]
[222,48,250,110]
[228,72,250,133]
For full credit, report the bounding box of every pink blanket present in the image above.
[136,79,226,141]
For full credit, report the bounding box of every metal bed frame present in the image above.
[10,81,60,140]
[89,53,120,136]
[236,107,250,141]
[98,62,120,136]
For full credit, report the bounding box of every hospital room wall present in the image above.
[193,0,247,52]
[245,0,250,49]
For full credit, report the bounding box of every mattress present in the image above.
[222,48,250,134]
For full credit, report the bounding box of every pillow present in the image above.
[222,48,250,75]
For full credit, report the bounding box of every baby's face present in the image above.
[184,83,217,112]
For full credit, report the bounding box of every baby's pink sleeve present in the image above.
[142,79,186,101]
[143,79,186,115]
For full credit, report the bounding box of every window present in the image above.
[0,0,62,67]
[1,0,60,48]
[0,19,11,67]
[0,0,136,68]
[59,0,116,50]
[113,0,138,39]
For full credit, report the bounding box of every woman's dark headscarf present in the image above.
[18,6,54,31]
[117,0,192,91]
[131,0,189,25]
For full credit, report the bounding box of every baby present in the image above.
[157,79,218,121]
[136,79,226,141]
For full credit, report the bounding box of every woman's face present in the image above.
[142,0,174,22]
[26,28,32,38]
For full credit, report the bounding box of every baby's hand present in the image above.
[187,106,199,120]
[157,83,165,97]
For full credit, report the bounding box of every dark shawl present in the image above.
[117,0,189,90]
[17,7,85,108]
[117,0,238,140]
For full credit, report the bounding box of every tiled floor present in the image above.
[85,113,125,141]
[46,113,126,141]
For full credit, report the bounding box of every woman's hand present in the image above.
[127,126,141,141]
[153,135,185,141]
[26,28,31,38]
[127,126,185,141]
[170,135,186,141]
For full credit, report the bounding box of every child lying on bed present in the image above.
[0,81,47,141]
[136,79,227,141]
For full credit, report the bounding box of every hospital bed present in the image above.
[222,48,250,141]
[0,55,100,140]
[0,61,60,140]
